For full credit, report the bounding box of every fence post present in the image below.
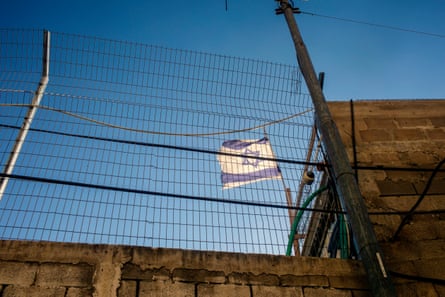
[0,30,50,200]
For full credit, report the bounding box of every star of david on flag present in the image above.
[217,137,282,189]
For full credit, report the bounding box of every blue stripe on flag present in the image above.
[221,167,281,184]
[221,137,268,150]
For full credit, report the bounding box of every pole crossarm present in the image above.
[276,1,396,296]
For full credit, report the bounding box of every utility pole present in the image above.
[275,1,396,296]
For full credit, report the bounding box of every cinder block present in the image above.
[396,221,439,242]
[36,263,93,288]
[328,275,369,290]
[376,180,416,196]
[426,128,445,140]
[139,281,194,297]
[227,272,279,286]
[303,287,352,297]
[415,282,440,297]
[0,261,37,286]
[395,118,431,128]
[280,274,328,287]
[172,268,225,284]
[380,241,421,262]
[251,285,303,297]
[430,117,445,128]
[122,263,170,281]
[393,129,427,141]
[66,287,94,297]
[398,150,441,167]
[3,285,66,297]
[394,282,418,297]
[351,290,372,297]
[117,280,137,297]
[369,151,401,165]
[359,129,393,142]
[198,284,250,297]
[413,178,445,195]
[372,195,438,213]
[364,118,396,129]
[434,220,445,239]
[413,257,445,279]
[433,284,445,297]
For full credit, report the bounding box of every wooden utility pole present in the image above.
[276,2,396,296]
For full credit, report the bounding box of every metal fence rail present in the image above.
[0,29,340,255]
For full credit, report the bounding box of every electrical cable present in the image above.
[1,165,443,219]
[0,123,324,167]
[0,102,314,137]
[391,157,445,240]
[1,172,340,214]
[353,165,445,173]
[2,123,443,217]
[300,11,445,39]
[389,270,445,285]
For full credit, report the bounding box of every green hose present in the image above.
[286,185,329,256]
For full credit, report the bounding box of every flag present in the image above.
[217,137,281,189]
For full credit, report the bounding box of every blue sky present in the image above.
[1,0,445,100]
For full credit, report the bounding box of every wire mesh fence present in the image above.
[0,29,347,256]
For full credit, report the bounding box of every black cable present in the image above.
[370,209,445,216]
[353,165,445,173]
[391,157,445,240]
[300,11,445,39]
[1,172,343,214]
[0,123,325,168]
[2,172,444,217]
[4,123,443,173]
[2,124,444,217]
[390,270,445,285]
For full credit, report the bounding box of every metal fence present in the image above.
[0,29,346,256]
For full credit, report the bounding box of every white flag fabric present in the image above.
[217,138,282,189]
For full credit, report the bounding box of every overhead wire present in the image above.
[2,119,443,222]
[300,10,445,39]
[0,123,324,167]
[0,101,314,137]
[1,172,341,214]
[2,170,442,217]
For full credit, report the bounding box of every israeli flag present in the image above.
[217,138,282,189]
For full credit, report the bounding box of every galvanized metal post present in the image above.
[0,30,50,200]
[276,2,396,296]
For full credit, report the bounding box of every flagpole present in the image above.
[263,128,300,255]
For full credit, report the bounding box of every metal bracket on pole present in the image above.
[0,30,50,200]
[276,2,396,296]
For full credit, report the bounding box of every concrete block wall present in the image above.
[0,240,370,297]
[0,261,94,296]
[328,99,445,296]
